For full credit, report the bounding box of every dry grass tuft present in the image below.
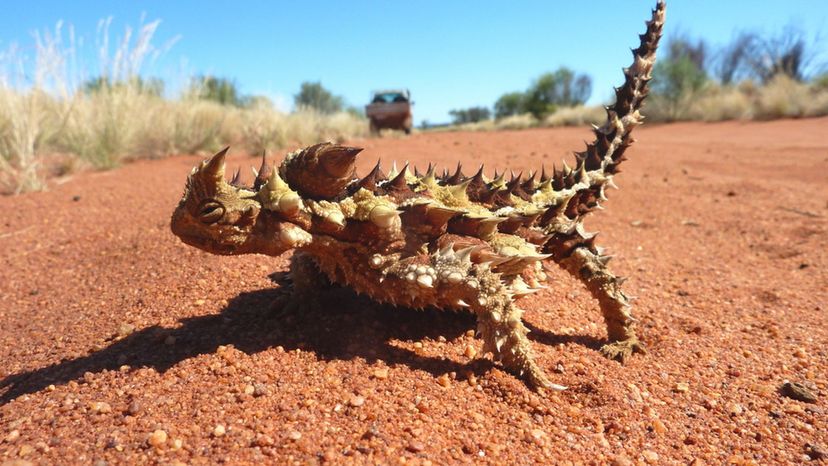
[543,105,604,127]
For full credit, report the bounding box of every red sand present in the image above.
[1,118,826,465]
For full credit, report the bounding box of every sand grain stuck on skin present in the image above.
[1,118,826,464]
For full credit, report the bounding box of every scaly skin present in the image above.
[170,1,666,392]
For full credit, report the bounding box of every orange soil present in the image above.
[1,118,826,465]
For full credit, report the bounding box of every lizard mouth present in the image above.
[174,231,240,255]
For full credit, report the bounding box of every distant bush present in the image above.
[523,68,592,119]
[83,76,165,97]
[0,22,367,194]
[494,67,592,120]
[189,75,244,107]
[646,25,828,122]
[649,34,710,121]
[294,81,344,114]
[543,105,604,127]
[494,92,525,119]
[449,106,491,124]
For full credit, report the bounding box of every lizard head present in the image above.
[171,147,312,256]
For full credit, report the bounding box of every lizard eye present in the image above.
[198,200,225,224]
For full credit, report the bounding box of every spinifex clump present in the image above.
[171,1,666,391]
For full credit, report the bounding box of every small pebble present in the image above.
[116,323,135,338]
[287,430,302,441]
[407,440,425,453]
[528,429,545,445]
[463,345,477,359]
[254,434,274,447]
[127,401,142,415]
[642,450,659,463]
[213,424,226,437]
[780,381,817,403]
[436,374,451,388]
[18,444,34,457]
[674,382,690,393]
[89,401,112,414]
[372,368,389,380]
[652,419,667,434]
[243,384,255,396]
[6,430,21,442]
[727,402,743,416]
[148,430,167,448]
[349,395,365,407]
[805,443,827,460]
[253,384,269,397]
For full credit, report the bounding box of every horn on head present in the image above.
[202,146,229,184]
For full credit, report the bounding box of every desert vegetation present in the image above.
[444,27,828,132]
[0,20,366,193]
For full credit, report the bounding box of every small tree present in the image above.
[294,81,344,114]
[190,75,242,106]
[82,76,164,96]
[523,67,592,118]
[744,27,813,83]
[494,92,525,118]
[715,32,753,85]
[648,34,710,120]
[449,106,491,124]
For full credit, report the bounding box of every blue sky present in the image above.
[2,1,827,124]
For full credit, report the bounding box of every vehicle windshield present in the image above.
[372,92,408,104]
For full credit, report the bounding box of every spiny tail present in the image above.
[550,0,665,220]
[541,1,665,260]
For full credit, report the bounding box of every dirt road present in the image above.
[1,118,826,464]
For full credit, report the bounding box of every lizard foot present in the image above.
[600,337,646,363]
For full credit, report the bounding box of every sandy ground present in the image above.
[1,118,826,465]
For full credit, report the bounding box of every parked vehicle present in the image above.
[365,89,413,134]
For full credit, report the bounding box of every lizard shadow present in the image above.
[0,280,600,405]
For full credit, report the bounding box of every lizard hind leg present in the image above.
[555,243,646,362]
[427,246,566,391]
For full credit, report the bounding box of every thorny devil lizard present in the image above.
[171,1,665,392]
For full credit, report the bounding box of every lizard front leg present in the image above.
[271,251,331,315]
[465,263,566,391]
[556,246,646,362]
[387,246,565,392]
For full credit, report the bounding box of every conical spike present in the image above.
[540,165,549,183]
[455,246,477,263]
[448,179,471,200]
[320,145,362,178]
[506,172,522,191]
[476,216,507,239]
[388,162,410,190]
[471,165,485,183]
[229,167,242,187]
[420,163,437,187]
[253,151,271,190]
[446,162,465,185]
[370,205,400,229]
[521,171,537,191]
[357,160,385,192]
[425,204,463,226]
[202,146,229,183]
